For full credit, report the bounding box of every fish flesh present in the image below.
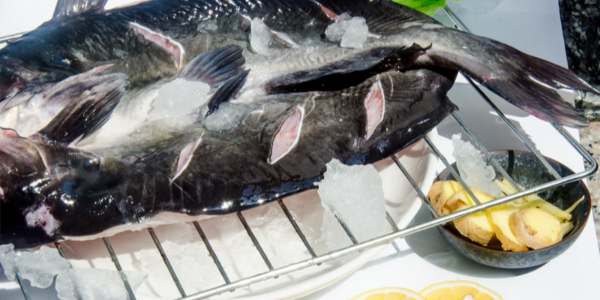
[0,0,597,248]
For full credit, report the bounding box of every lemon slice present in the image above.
[420,280,503,300]
[352,287,425,300]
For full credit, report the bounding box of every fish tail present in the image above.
[431,30,596,128]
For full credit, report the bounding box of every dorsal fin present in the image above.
[179,45,245,90]
[205,70,250,117]
[53,0,108,19]
[37,73,127,144]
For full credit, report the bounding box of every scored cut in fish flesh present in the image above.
[0,0,597,248]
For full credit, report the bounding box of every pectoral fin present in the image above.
[37,73,127,144]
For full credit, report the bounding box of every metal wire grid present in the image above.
[4,6,598,300]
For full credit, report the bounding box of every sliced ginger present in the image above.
[487,204,528,252]
[447,189,496,247]
[430,178,583,252]
[509,207,563,250]
[428,180,463,216]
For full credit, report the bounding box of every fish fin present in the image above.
[472,50,595,127]
[53,0,108,19]
[267,44,428,93]
[172,132,204,182]
[37,74,127,144]
[205,70,250,117]
[364,80,385,140]
[431,32,594,128]
[270,106,304,164]
[179,45,245,90]
[130,22,186,70]
[271,30,299,48]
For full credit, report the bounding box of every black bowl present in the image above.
[435,150,592,269]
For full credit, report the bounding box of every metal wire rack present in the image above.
[3,6,598,300]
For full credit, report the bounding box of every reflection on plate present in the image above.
[47,130,439,300]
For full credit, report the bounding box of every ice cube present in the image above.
[55,268,147,300]
[325,15,369,49]
[336,12,352,22]
[148,78,210,120]
[250,18,272,56]
[340,17,369,49]
[16,246,71,288]
[197,19,218,32]
[317,159,387,251]
[325,13,352,42]
[452,134,501,197]
[0,244,16,280]
[202,102,250,131]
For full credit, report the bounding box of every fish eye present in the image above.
[83,158,100,173]
[51,54,72,67]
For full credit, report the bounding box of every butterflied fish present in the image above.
[1,67,455,248]
[0,0,597,248]
[0,0,596,127]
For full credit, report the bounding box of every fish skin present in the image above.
[0,0,595,127]
[0,69,455,248]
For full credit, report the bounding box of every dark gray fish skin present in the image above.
[0,0,330,97]
[0,69,455,248]
[0,0,596,127]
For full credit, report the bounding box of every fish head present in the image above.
[0,129,48,204]
[0,130,104,204]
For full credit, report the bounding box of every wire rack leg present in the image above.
[391,156,440,218]
[193,221,231,285]
[277,200,318,258]
[147,228,187,297]
[103,238,138,300]
[54,242,83,300]
[15,270,31,300]
[237,212,275,271]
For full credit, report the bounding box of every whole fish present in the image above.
[0,0,597,248]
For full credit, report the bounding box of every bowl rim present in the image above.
[435,149,592,254]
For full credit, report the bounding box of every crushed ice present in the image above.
[0,244,16,280]
[16,246,72,288]
[0,244,147,300]
[317,159,387,252]
[56,268,147,300]
[452,134,501,197]
[197,19,218,32]
[202,102,251,131]
[250,17,272,56]
[148,78,210,120]
[325,13,369,49]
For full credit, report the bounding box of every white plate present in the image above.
[48,129,439,300]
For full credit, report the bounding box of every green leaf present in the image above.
[393,0,460,16]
